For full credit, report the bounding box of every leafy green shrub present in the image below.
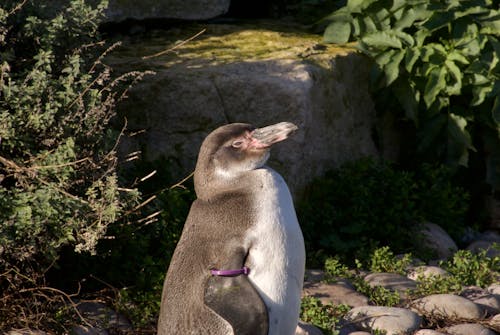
[367,246,413,275]
[299,158,468,263]
[0,0,150,330]
[300,297,350,335]
[320,0,500,190]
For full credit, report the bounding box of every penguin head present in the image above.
[194,122,297,199]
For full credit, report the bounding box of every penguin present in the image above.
[157,122,305,335]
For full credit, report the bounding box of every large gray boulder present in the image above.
[110,23,385,196]
[101,0,230,21]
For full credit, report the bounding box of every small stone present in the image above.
[72,325,108,335]
[303,279,369,307]
[414,330,447,335]
[460,286,500,315]
[364,272,417,298]
[466,240,500,258]
[441,323,497,335]
[419,222,458,259]
[342,306,421,335]
[75,301,132,332]
[411,294,484,321]
[488,283,500,295]
[304,269,326,283]
[296,321,323,335]
[488,313,500,329]
[407,266,449,281]
[478,230,500,243]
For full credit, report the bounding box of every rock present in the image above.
[489,313,500,329]
[364,272,417,298]
[303,279,370,307]
[296,321,324,335]
[441,323,497,335]
[100,0,230,21]
[73,301,132,333]
[414,330,446,335]
[488,283,500,295]
[478,230,500,243]
[110,23,384,197]
[411,294,484,321]
[407,266,449,281]
[72,325,108,335]
[466,240,500,258]
[419,222,458,259]
[304,269,326,283]
[342,306,421,335]
[460,286,500,316]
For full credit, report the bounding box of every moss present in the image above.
[109,22,357,70]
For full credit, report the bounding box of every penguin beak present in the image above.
[250,122,298,149]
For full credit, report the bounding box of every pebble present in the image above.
[364,272,417,298]
[419,222,458,259]
[303,279,369,307]
[467,240,500,258]
[414,330,446,335]
[488,283,500,295]
[407,266,449,281]
[295,321,323,335]
[411,294,484,321]
[441,323,498,335]
[342,306,421,335]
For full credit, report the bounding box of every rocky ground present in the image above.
[6,223,499,335]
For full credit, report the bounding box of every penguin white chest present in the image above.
[246,168,305,335]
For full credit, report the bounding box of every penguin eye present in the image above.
[231,140,244,148]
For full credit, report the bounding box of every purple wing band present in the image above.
[210,266,250,277]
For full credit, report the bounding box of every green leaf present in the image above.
[444,59,463,95]
[471,84,493,106]
[347,0,377,13]
[447,113,474,167]
[394,8,419,30]
[384,49,406,85]
[324,21,352,44]
[447,50,469,64]
[423,10,455,32]
[393,79,420,123]
[361,31,403,49]
[492,96,500,125]
[424,67,447,107]
[405,47,420,73]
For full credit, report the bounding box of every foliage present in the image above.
[300,297,350,335]
[443,248,499,286]
[324,246,499,304]
[0,0,151,330]
[367,246,413,275]
[299,158,469,263]
[320,0,500,190]
[324,256,351,280]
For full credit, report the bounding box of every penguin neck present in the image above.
[194,167,260,202]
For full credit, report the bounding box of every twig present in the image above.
[142,29,206,60]
[169,171,194,190]
[18,286,93,328]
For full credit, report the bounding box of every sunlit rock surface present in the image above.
[109,23,388,195]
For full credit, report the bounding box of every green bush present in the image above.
[299,158,469,263]
[320,0,500,191]
[300,297,350,335]
[0,0,150,329]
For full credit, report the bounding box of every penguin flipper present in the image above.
[204,275,269,335]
